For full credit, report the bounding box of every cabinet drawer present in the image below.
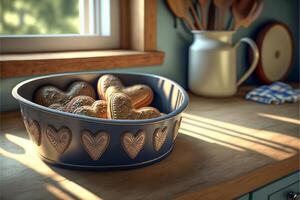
[270,181,299,200]
[252,171,300,200]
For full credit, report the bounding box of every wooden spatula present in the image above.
[167,0,196,30]
[213,0,234,30]
[232,0,257,30]
[198,0,210,29]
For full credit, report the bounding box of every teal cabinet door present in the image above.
[236,194,250,200]
[252,171,300,200]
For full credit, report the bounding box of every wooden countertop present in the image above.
[1,88,299,200]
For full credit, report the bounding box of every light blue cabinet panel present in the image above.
[252,171,300,200]
[236,193,250,200]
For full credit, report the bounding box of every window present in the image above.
[0,0,120,53]
[0,0,164,79]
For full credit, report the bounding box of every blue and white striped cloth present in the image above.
[245,82,300,104]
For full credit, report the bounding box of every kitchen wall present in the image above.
[0,0,299,112]
[234,0,299,83]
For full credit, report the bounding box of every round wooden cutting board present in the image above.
[255,22,294,83]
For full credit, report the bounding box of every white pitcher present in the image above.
[188,31,259,97]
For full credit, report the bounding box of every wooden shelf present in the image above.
[0,50,165,78]
[1,87,299,200]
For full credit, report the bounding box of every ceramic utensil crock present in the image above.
[188,31,259,97]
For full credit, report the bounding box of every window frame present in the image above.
[0,0,120,53]
[0,0,164,78]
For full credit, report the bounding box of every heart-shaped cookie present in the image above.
[24,118,41,146]
[122,130,146,159]
[173,118,182,141]
[97,74,123,98]
[73,100,107,118]
[107,92,161,120]
[49,103,66,112]
[81,130,110,160]
[97,74,153,108]
[65,95,95,113]
[46,125,72,154]
[35,81,96,107]
[153,126,168,151]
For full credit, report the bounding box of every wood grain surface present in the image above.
[1,89,299,200]
[0,51,164,78]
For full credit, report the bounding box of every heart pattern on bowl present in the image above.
[81,130,110,160]
[46,125,72,154]
[153,126,168,152]
[173,117,182,141]
[24,118,41,146]
[122,130,146,159]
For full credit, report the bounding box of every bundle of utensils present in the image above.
[166,0,264,31]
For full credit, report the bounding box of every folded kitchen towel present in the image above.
[245,82,300,104]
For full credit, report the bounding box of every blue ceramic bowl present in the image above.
[12,72,189,170]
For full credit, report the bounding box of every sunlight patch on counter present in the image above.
[46,184,76,200]
[180,113,299,160]
[258,113,300,125]
[0,133,103,200]
[180,129,245,151]
[182,113,300,148]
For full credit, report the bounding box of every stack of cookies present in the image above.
[34,74,162,120]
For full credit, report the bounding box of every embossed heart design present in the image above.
[81,130,110,160]
[46,126,72,154]
[153,126,168,152]
[173,117,182,141]
[24,118,41,146]
[122,130,146,159]
[97,74,153,108]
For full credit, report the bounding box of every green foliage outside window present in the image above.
[0,0,80,35]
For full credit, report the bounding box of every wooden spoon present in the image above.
[187,0,203,30]
[207,0,216,30]
[167,0,196,30]
[213,0,234,30]
[243,0,263,28]
[198,0,210,29]
[232,0,257,30]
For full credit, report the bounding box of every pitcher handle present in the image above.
[235,38,259,86]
